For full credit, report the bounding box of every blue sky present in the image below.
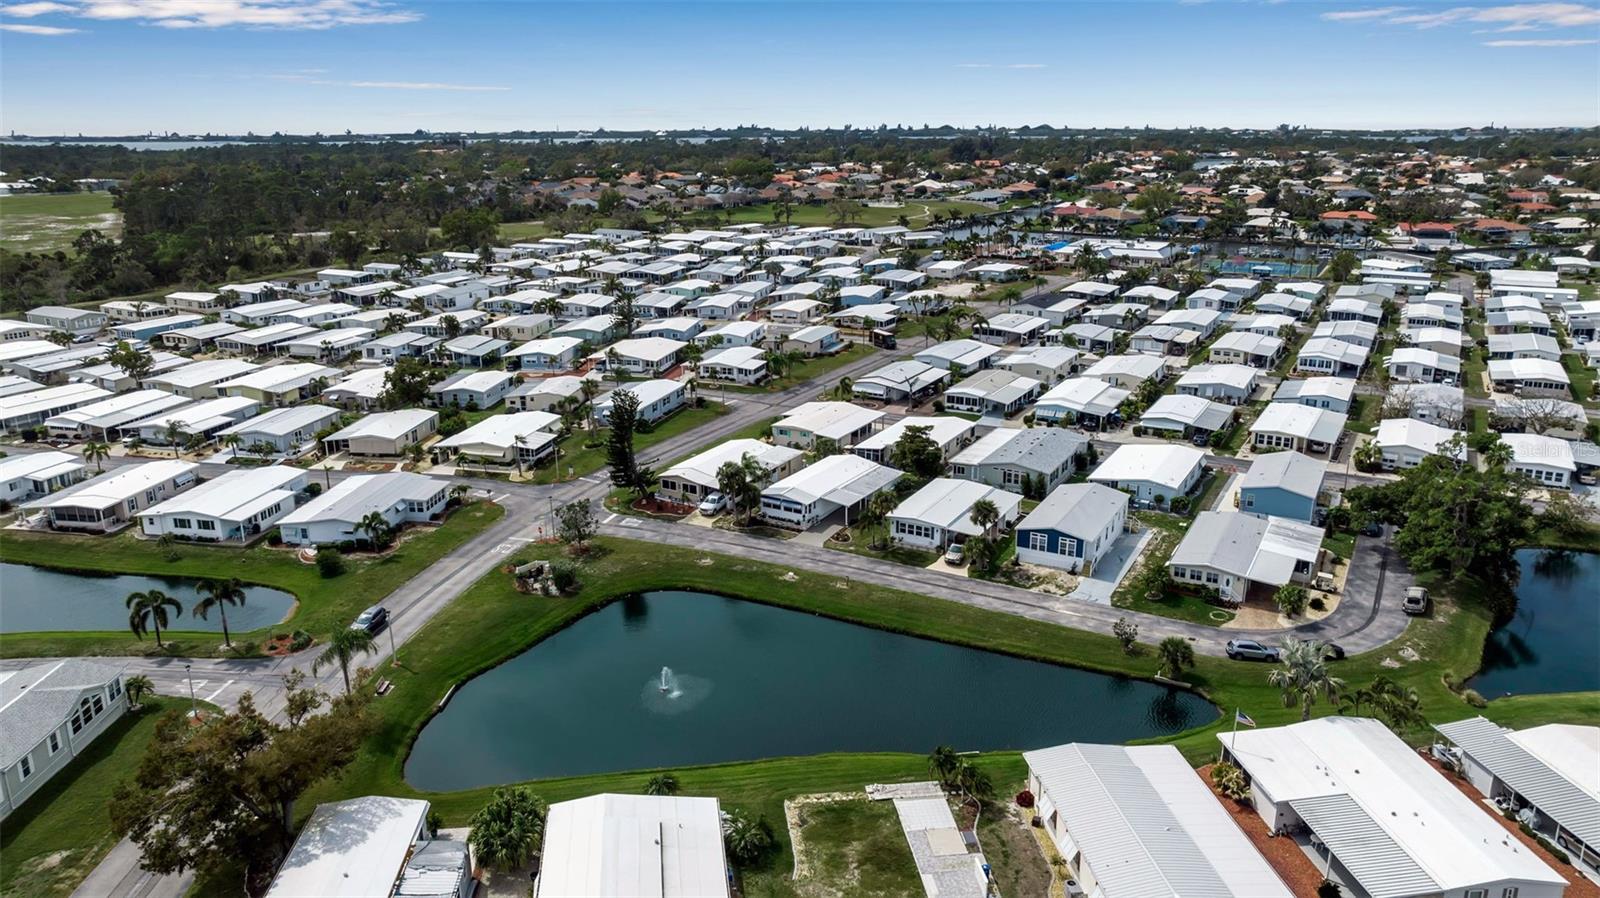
[1,1,1596,135]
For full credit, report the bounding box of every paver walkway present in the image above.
[891,784,993,898]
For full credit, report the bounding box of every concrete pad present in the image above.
[792,523,841,547]
[1066,528,1151,605]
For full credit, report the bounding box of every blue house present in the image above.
[1238,450,1324,522]
[1015,483,1129,574]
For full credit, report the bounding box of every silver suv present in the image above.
[1226,639,1280,662]
[1403,587,1430,616]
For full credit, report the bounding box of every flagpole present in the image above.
[1221,706,1240,764]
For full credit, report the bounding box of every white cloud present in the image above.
[1321,6,1411,21]
[12,0,421,30]
[1323,2,1600,30]
[0,20,76,32]
[0,1,75,16]
[1483,36,1597,43]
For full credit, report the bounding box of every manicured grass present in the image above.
[1560,350,1596,404]
[716,342,877,394]
[0,697,186,898]
[1322,531,1357,562]
[0,192,120,254]
[722,200,992,230]
[307,533,1568,838]
[496,220,554,242]
[778,798,921,898]
[827,526,942,567]
[1345,394,1380,435]
[1464,321,1489,398]
[0,501,505,658]
[526,401,730,484]
[1220,402,1265,454]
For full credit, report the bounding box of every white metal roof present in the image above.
[27,459,197,510]
[264,796,428,898]
[215,362,340,393]
[327,409,437,442]
[1035,377,1130,417]
[1250,403,1347,443]
[853,416,975,455]
[0,382,111,421]
[1178,363,1259,391]
[538,793,730,898]
[661,438,802,490]
[130,396,259,433]
[141,466,304,522]
[1025,742,1292,898]
[889,477,1020,537]
[1437,717,1599,850]
[776,401,885,441]
[763,453,899,507]
[1088,444,1204,491]
[1221,717,1566,898]
[437,411,561,452]
[279,472,446,526]
[221,405,341,439]
[0,450,83,485]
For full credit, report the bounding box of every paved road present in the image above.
[12,341,1420,895]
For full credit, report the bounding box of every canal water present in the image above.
[1472,549,1600,698]
[0,563,296,634]
[405,589,1216,790]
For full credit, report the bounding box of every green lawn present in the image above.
[827,525,942,568]
[1464,320,1488,398]
[0,192,121,254]
[722,200,993,230]
[22,530,1590,897]
[305,534,1578,837]
[0,697,187,898]
[1560,349,1596,404]
[779,798,921,898]
[527,401,730,485]
[0,501,505,658]
[716,343,876,394]
[496,220,555,242]
[1345,394,1381,435]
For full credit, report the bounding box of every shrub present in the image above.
[1309,596,1326,611]
[289,630,313,651]
[548,559,580,594]
[1112,617,1139,654]
[1169,495,1191,515]
[1462,688,1488,708]
[722,809,775,867]
[316,549,346,578]
[932,399,945,412]
[305,481,324,496]
[1318,881,1343,898]
[1015,790,1035,809]
[1211,761,1250,800]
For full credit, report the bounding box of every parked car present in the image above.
[697,492,730,515]
[943,542,966,566]
[1360,520,1384,538]
[1402,586,1430,616]
[351,605,389,634]
[1225,638,1280,662]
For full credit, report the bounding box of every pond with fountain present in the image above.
[404,589,1216,790]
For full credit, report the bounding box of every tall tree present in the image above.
[313,628,377,695]
[126,590,182,647]
[468,786,548,872]
[889,424,944,479]
[110,685,371,886]
[1156,636,1195,679]
[1268,639,1346,721]
[82,439,110,473]
[194,578,247,648]
[605,388,655,501]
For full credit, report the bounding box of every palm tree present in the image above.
[1342,675,1424,731]
[644,773,680,796]
[313,627,377,694]
[163,421,185,458]
[194,577,247,647]
[124,674,154,709]
[512,434,527,477]
[927,745,961,788]
[357,511,391,549]
[953,758,995,801]
[82,439,111,473]
[1156,636,1195,679]
[969,499,1000,539]
[126,590,183,648]
[220,433,244,459]
[1268,638,1346,721]
[468,786,548,872]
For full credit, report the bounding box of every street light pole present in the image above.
[184,663,197,719]
[388,622,400,669]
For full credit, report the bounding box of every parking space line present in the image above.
[204,679,235,702]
